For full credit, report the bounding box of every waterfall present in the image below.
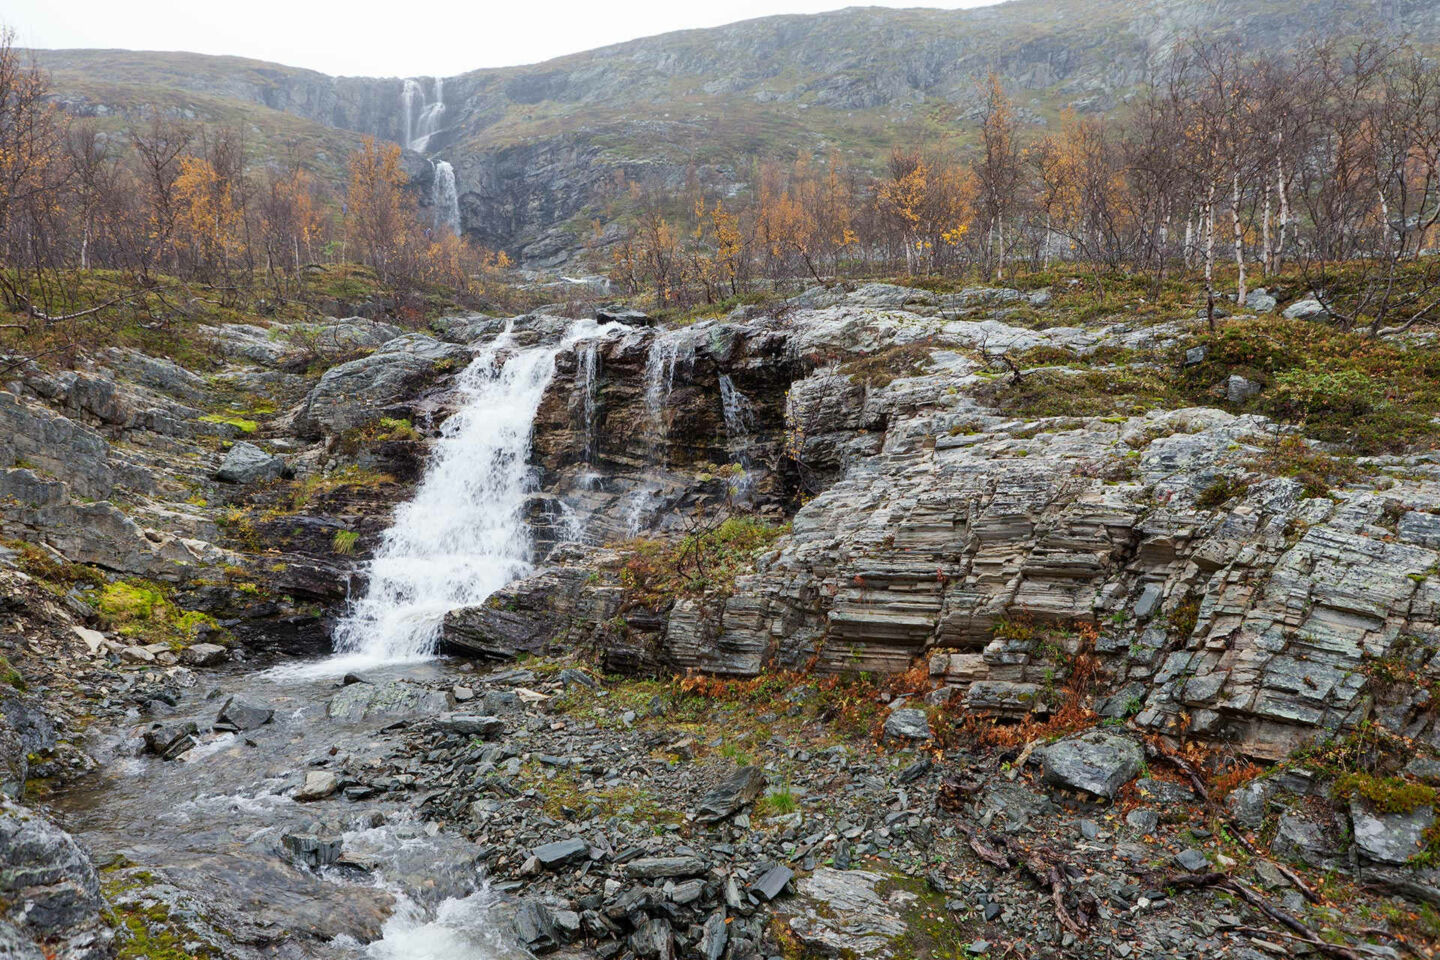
[402,77,447,152]
[324,319,627,669]
[432,160,461,236]
[412,78,446,152]
[642,332,692,459]
[717,374,754,500]
[578,341,600,465]
[719,374,757,498]
[400,79,422,151]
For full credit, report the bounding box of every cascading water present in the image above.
[400,79,422,151]
[578,340,600,466]
[319,319,625,672]
[431,160,461,235]
[401,77,447,152]
[719,373,757,498]
[412,78,446,152]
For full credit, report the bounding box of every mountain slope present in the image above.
[31,0,1440,267]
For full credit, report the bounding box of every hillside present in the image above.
[31,0,1440,266]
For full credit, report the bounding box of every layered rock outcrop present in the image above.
[445,285,1439,765]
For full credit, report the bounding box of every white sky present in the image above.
[5,0,1006,77]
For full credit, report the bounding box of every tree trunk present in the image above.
[1276,155,1290,272]
[1232,171,1246,307]
[1204,185,1217,333]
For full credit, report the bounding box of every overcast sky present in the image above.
[5,1,1006,77]
[5,0,1008,77]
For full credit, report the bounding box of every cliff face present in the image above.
[35,0,1440,266]
[430,284,1440,772]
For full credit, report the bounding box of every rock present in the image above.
[1225,375,1261,404]
[295,334,469,438]
[1282,298,1329,320]
[698,910,728,960]
[143,721,197,760]
[1351,802,1435,865]
[1185,345,1207,365]
[1174,848,1209,872]
[1226,779,1275,829]
[215,441,286,483]
[326,680,452,720]
[695,766,766,822]
[1271,812,1334,867]
[435,714,505,739]
[512,900,560,954]
[1125,808,1160,835]
[282,832,342,868]
[882,708,932,741]
[532,837,589,869]
[0,799,102,945]
[295,771,339,801]
[623,857,707,879]
[0,921,44,960]
[750,864,794,901]
[1039,730,1143,799]
[596,306,654,327]
[215,696,273,731]
[630,917,674,959]
[120,645,155,664]
[1245,289,1278,313]
[179,642,228,666]
[783,868,912,958]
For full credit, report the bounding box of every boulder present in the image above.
[1225,375,1261,404]
[1351,802,1435,865]
[295,334,469,438]
[294,771,338,801]
[623,857,707,879]
[143,721,197,760]
[511,900,560,954]
[0,799,102,942]
[1245,289,1278,313]
[215,696,274,732]
[326,680,452,721]
[782,868,913,958]
[282,832,342,869]
[180,642,228,666]
[1039,730,1143,799]
[435,714,505,739]
[1270,811,1335,867]
[695,766,766,822]
[1282,298,1329,320]
[882,707,932,741]
[531,837,589,869]
[215,441,286,484]
[596,306,654,326]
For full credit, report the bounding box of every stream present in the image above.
[51,657,516,958]
[39,322,635,958]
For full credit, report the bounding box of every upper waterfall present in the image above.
[400,77,447,152]
[319,319,627,671]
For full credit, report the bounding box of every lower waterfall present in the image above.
[324,319,624,670]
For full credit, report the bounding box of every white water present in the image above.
[432,160,461,235]
[364,885,510,960]
[401,77,447,152]
[279,320,628,678]
[400,79,422,151]
[719,373,757,498]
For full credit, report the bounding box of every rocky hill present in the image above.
[32,0,1440,267]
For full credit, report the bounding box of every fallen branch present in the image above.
[19,289,150,324]
[1162,872,1362,960]
[1143,738,1209,802]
